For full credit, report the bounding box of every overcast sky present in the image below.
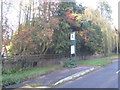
[1,0,119,31]
[76,0,119,29]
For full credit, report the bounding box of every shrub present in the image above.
[2,78,21,87]
[63,60,77,68]
[2,69,17,74]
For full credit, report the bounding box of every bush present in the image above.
[63,60,77,68]
[2,67,30,75]
[2,68,17,74]
[2,78,21,87]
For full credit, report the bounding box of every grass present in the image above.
[77,58,112,66]
[102,54,119,59]
[25,83,43,87]
[1,65,61,86]
[77,54,119,66]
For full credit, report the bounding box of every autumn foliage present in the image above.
[9,26,54,55]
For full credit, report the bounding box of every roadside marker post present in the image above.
[70,32,76,60]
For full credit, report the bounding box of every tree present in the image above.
[113,28,119,54]
[83,8,114,56]
[48,1,85,54]
[9,25,54,55]
[0,0,3,54]
[76,22,103,59]
[97,0,112,21]
[0,0,12,56]
[8,0,115,57]
[8,1,59,55]
[18,0,23,33]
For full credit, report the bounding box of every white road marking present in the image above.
[116,70,120,74]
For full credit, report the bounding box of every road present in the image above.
[57,61,119,88]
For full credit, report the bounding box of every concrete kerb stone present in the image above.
[54,67,95,86]
[19,86,50,89]
[112,60,118,63]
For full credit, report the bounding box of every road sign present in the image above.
[70,32,75,40]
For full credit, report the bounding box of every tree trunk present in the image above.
[18,0,22,34]
[0,0,3,54]
[32,0,35,26]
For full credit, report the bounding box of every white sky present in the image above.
[76,0,119,29]
[1,0,119,31]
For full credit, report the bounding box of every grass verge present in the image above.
[24,83,43,87]
[1,65,61,87]
[77,58,112,67]
[102,54,119,59]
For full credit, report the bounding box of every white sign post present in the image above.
[71,45,75,54]
[70,32,76,60]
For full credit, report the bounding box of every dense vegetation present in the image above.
[2,0,119,57]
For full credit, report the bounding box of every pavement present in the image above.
[57,61,119,88]
[5,65,99,89]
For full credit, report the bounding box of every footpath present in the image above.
[6,65,99,89]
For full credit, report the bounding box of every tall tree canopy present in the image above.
[5,0,117,57]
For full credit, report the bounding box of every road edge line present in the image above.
[53,67,95,86]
